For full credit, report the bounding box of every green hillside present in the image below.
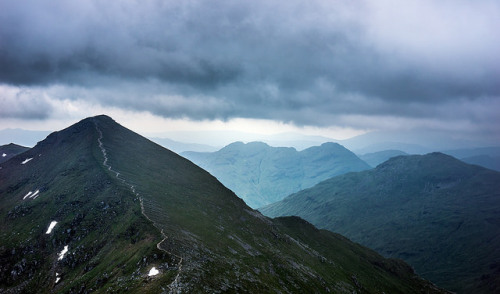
[0,116,446,293]
[261,153,500,293]
[182,141,370,208]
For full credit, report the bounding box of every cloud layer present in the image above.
[1,0,499,142]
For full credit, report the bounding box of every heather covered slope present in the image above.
[261,153,500,293]
[182,141,370,208]
[0,115,446,293]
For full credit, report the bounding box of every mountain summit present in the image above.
[0,115,445,293]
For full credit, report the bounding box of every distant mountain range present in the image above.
[182,142,371,208]
[148,137,219,153]
[0,115,445,293]
[440,147,500,172]
[261,153,500,293]
[339,129,497,154]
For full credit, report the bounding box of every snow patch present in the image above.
[31,190,40,199]
[23,189,41,200]
[58,245,68,260]
[2,153,6,157]
[21,158,33,164]
[55,272,60,283]
[148,267,159,276]
[46,221,58,234]
[23,191,33,200]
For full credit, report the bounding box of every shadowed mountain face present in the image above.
[0,115,446,293]
[0,143,30,164]
[261,153,500,293]
[182,141,370,208]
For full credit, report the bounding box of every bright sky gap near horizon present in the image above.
[1,0,499,146]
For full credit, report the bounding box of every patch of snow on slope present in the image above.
[31,190,40,199]
[23,191,33,200]
[148,267,159,276]
[55,272,60,283]
[46,221,58,234]
[21,158,33,164]
[58,245,68,260]
[2,153,6,157]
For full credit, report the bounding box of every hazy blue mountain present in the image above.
[0,128,50,147]
[440,147,500,171]
[261,153,500,293]
[352,142,430,155]
[0,116,445,293]
[359,150,409,167]
[440,146,500,159]
[146,130,336,151]
[460,155,500,172]
[339,129,492,154]
[0,143,29,164]
[149,137,219,153]
[182,141,371,208]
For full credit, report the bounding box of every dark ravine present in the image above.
[0,115,448,293]
[261,153,500,293]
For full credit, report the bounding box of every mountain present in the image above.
[145,130,335,151]
[0,143,30,164]
[339,129,495,154]
[148,137,219,153]
[440,147,500,171]
[460,155,500,172]
[440,146,500,159]
[260,153,500,293]
[351,142,430,155]
[0,115,445,293]
[182,141,371,208]
[359,150,408,167]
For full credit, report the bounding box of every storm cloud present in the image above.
[1,0,499,138]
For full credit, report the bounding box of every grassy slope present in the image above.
[261,153,500,293]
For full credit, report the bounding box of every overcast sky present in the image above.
[1,0,499,146]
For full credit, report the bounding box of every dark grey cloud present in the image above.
[1,0,499,131]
